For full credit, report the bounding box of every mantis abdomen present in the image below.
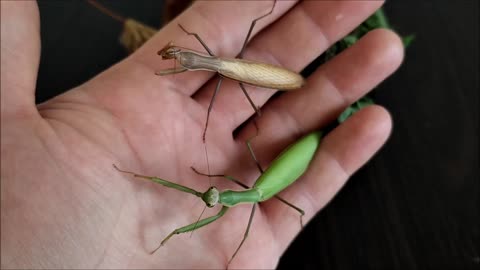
[253,131,321,200]
[218,58,305,90]
[178,51,305,90]
[219,131,322,207]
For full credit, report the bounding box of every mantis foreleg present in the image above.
[155,66,187,76]
[152,206,230,254]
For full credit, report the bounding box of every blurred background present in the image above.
[35,0,478,269]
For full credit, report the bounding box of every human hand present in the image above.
[1,1,403,269]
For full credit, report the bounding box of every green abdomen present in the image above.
[254,131,322,201]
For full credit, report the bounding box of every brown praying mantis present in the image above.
[155,0,305,141]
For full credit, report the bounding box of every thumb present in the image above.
[1,1,41,118]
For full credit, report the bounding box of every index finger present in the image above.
[130,0,299,95]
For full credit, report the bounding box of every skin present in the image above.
[1,1,403,269]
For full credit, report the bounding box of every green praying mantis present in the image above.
[114,130,322,267]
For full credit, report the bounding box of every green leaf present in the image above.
[315,6,414,125]
[324,44,338,61]
[343,35,358,47]
[337,97,375,123]
[365,8,390,29]
[337,107,356,123]
[402,34,415,47]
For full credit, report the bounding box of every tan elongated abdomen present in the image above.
[217,58,305,90]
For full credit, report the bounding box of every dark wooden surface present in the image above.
[36,1,478,269]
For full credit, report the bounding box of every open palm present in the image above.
[1,1,403,269]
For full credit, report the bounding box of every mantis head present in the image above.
[158,42,182,60]
[201,186,220,208]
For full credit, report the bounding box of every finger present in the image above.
[128,0,298,96]
[194,1,385,132]
[0,1,40,117]
[236,29,404,160]
[265,105,393,252]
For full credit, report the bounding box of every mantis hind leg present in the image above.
[245,121,263,173]
[239,82,262,117]
[151,206,229,254]
[238,0,276,58]
[227,204,256,268]
[246,129,305,227]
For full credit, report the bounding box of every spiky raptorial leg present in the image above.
[151,206,229,253]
